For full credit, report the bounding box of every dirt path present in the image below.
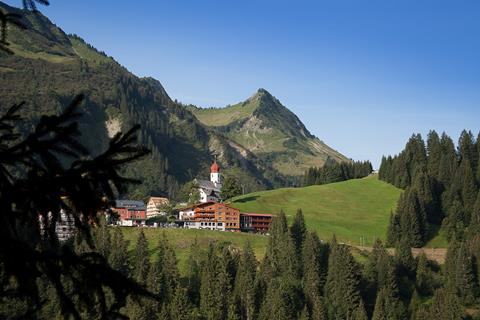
[353,246,448,264]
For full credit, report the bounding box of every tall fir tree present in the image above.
[290,209,307,258]
[302,231,329,310]
[426,130,442,181]
[325,239,364,319]
[234,242,257,320]
[109,228,130,277]
[199,244,229,320]
[133,230,150,285]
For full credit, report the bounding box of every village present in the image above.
[110,160,273,233]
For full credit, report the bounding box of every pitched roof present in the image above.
[148,197,169,205]
[196,179,220,192]
[114,200,145,210]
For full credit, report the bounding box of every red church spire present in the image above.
[211,160,220,173]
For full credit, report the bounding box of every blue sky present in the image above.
[10,0,480,167]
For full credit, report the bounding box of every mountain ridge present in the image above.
[0,2,349,196]
[188,88,348,175]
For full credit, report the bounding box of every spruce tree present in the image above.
[109,228,130,277]
[415,253,435,296]
[438,132,457,190]
[186,238,201,306]
[325,240,364,319]
[133,230,150,285]
[302,231,329,308]
[395,238,416,276]
[311,296,327,320]
[234,242,257,320]
[290,209,307,257]
[169,287,194,320]
[427,289,463,319]
[427,130,442,181]
[200,243,227,320]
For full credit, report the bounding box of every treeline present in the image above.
[3,212,478,319]
[379,130,480,247]
[304,160,373,186]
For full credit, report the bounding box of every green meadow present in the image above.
[231,175,402,246]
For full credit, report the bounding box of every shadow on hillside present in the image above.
[233,196,259,203]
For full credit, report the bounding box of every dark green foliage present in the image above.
[423,288,464,319]
[302,231,329,309]
[415,253,438,296]
[290,209,307,257]
[387,188,428,247]
[169,287,194,320]
[395,238,416,276]
[261,211,300,281]
[221,175,243,200]
[179,181,201,205]
[380,130,480,247]
[133,230,150,285]
[303,160,373,186]
[444,239,477,304]
[234,242,257,320]
[325,239,364,319]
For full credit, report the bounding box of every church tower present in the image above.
[210,160,221,187]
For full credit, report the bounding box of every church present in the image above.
[194,160,222,203]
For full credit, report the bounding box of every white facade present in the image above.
[179,207,195,221]
[184,220,225,231]
[199,189,219,203]
[146,197,169,218]
[210,172,221,187]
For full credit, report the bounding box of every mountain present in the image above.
[0,2,347,197]
[188,89,348,175]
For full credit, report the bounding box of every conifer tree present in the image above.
[93,219,111,259]
[258,278,300,320]
[234,242,257,320]
[302,231,329,309]
[438,133,457,190]
[467,191,480,237]
[427,130,442,181]
[352,300,369,320]
[454,241,477,304]
[395,238,416,276]
[427,289,464,319]
[261,210,300,281]
[325,240,364,319]
[415,253,435,296]
[186,238,201,306]
[133,230,150,285]
[311,296,327,320]
[290,209,307,257]
[109,228,130,277]
[200,243,227,320]
[169,287,194,320]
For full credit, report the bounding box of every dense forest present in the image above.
[379,130,480,247]
[303,160,373,186]
[2,212,478,319]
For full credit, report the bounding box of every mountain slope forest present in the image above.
[0,2,348,198]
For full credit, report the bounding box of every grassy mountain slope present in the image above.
[230,175,402,245]
[189,88,349,176]
[0,2,293,196]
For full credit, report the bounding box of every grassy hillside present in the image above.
[230,175,402,246]
[189,89,349,176]
[120,228,268,274]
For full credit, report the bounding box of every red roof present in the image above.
[211,160,220,173]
